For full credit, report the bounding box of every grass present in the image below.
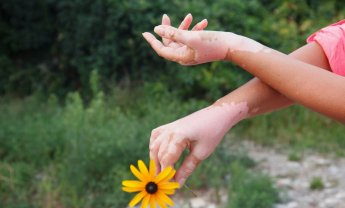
[0,76,344,207]
[309,176,324,190]
[288,151,303,162]
[235,105,345,156]
[0,88,259,207]
[0,90,201,207]
[228,162,279,208]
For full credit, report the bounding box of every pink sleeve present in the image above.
[306,19,345,77]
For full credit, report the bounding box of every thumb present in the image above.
[175,153,201,186]
[154,25,189,44]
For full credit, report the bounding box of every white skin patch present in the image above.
[263,48,272,53]
[167,101,249,160]
[189,32,268,64]
[152,100,250,184]
[168,144,178,155]
[252,107,260,113]
[227,33,267,54]
[149,26,270,65]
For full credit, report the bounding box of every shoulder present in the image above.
[306,19,345,76]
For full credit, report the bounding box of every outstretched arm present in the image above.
[227,36,345,123]
[144,25,345,123]
[219,42,331,117]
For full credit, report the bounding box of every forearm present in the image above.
[226,38,345,123]
[213,77,292,118]
[214,42,331,119]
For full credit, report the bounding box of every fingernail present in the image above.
[163,14,168,18]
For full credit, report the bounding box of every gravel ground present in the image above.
[173,141,345,208]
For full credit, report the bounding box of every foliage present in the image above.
[0,83,343,207]
[309,176,324,190]
[0,80,208,207]
[1,0,345,98]
[0,84,255,207]
[228,162,279,208]
[236,106,345,155]
[288,151,303,162]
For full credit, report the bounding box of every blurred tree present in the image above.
[0,0,344,98]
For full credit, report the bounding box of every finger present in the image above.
[149,128,162,172]
[154,25,189,44]
[162,14,171,26]
[157,134,171,170]
[150,144,161,174]
[164,13,193,49]
[160,134,188,171]
[178,13,193,30]
[175,153,201,186]
[142,32,192,63]
[191,19,208,31]
[142,32,169,55]
[151,131,170,173]
[150,128,161,148]
[161,14,172,46]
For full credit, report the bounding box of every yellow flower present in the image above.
[122,160,180,208]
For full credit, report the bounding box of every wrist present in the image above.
[209,101,249,127]
[224,32,266,62]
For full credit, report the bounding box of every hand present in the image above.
[160,13,208,49]
[149,102,248,185]
[143,14,236,65]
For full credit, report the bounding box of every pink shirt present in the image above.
[307,19,345,76]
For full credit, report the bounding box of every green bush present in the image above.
[0,83,208,207]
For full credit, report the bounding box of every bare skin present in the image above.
[143,14,343,185]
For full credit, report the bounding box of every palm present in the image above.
[167,43,196,65]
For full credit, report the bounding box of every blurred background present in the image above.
[0,0,344,207]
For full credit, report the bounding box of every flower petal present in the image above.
[122,180,145,188]
[138,160,150,180]
[149,160,156,179]
[157,190,174,206]
[149,195,156,208]
[141,194,150,208]
[129,191,146,207]
[161,189,175,195]
[159,182,180,189]
[130,164,146,182]
[122,186,143,193]
[155,167,172,183]
[156,195,167,208]
[161,169,175,182]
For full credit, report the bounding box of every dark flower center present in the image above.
[145,181,158,194]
